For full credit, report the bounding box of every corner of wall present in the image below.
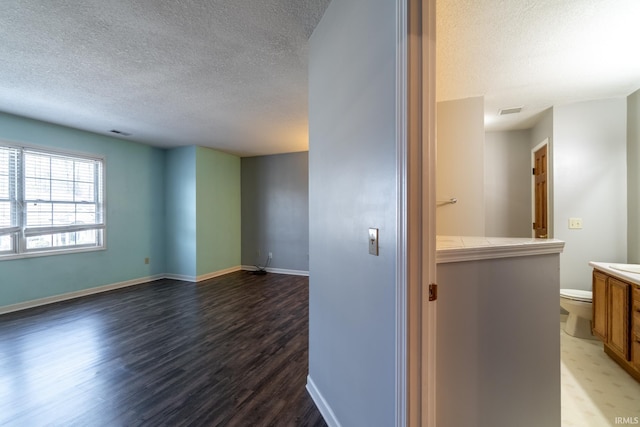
[306,376,341,427]
[195,146,241,276]
[627,90,640,262]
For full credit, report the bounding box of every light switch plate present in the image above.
[369,228,379,256]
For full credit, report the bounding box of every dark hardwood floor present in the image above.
[0,271,326,427]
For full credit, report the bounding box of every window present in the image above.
[0,143,105,259]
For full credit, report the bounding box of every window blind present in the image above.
[0,143,105,257]
[0,147,18,253]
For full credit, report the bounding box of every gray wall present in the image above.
[308,0,398,425]
[437,254,561,427]
[553,98,627,290]
[437,96,485,236]
[241,152,309,272]
[484,130,532,237]
[628,89,640,263]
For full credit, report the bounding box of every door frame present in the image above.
[531,138,550,238]
[400,0,437,425]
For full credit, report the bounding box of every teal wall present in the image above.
[196,147,241,276]
[0,112,166,306]
[165,146,197,278]
[0,113,257,308]
[163,146,241,279]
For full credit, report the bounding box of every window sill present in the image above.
[0,245,106,261]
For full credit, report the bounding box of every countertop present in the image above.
[436,235,565,264]
[589,261,640,286]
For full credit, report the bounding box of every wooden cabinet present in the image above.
[633,287,640,371]
[607,277,630,360]
[592,269,639,382]
[592,271,607,340]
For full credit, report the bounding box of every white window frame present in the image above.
[0,141,106,260]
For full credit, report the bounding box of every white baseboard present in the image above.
[306,375,341,427]
[0,266,246,315]
[197,265,242,282]
[162,266,244,283]
[163,273,197,282]
[0,274,165,315]
[241,265,309,276]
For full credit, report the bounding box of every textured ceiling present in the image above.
[3,1,639,156]
[0,0,330,156]
[437,0,640,132]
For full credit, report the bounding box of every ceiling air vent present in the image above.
[499,106,523,115]
[110,129,131,136]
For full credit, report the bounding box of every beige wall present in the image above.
[436,96,485,236]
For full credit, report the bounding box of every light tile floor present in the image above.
[561,321,640,426]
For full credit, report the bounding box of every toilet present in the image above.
[560,289,594,339]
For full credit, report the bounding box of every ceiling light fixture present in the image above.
[498,106,523,115]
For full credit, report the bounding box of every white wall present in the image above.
[437,96,485,236]
[628,89,640,263]
[553,98,627,289]
[484,130,532,237]
[307,0,399,425]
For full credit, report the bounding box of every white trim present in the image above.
[404,0,437,425]
[0,141,107,260]
[0,266,250,314]
[163,273,197,282]
[0,226,20,236]
[0,137,106,162]
[196,265,242,281]
[24,223,106,237]
[306,375,342,427]
[436,238,565,263]
[422,0,438,425]
[241,265,309,276]
[0,274,165,315]
[0,245,106,261]
[165,266,243,283]
[395,0,408,425]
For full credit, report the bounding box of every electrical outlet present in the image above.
[568,218,583,229]
[268,252,273,259]
[144,257,150,264]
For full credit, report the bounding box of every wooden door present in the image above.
[608,277,630,360]
[533,145,548,238]
[592,271,608,340]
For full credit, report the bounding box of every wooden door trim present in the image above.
[531,138,550,238]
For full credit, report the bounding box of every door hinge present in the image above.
[428,283,438,302]
[532,167,536,175]
[532,222,536,229]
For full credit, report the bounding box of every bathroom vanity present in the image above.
[589,262,640,382]
[436,236,565,427]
